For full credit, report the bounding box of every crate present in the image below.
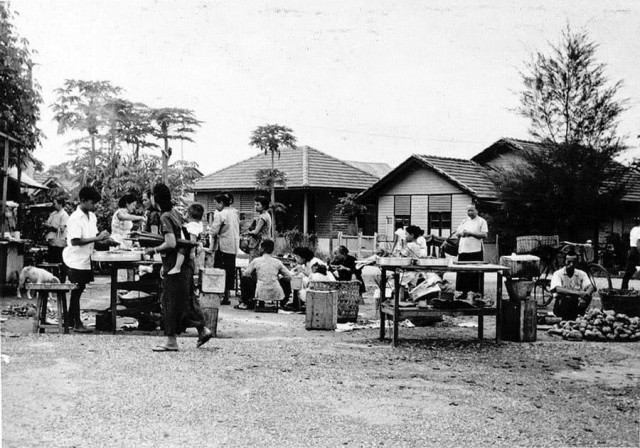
[309,280,360,323]
[516,235,559,254]
[599,289,640,317]
[499,255,540,278]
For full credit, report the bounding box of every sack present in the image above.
[441,237,459,256]
[47,229,66,248]
[239,233,260,254]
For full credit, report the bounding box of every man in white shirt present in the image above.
[63,187,111,332]
[621,217,640,290]
[454,204,488,296]
[550,251,595,320]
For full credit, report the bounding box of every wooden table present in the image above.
[103,260,162,333]
[378,263,507,347]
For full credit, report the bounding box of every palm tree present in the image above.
[52,80,122,171]
[149,108,202,183]
[249,124,297,237]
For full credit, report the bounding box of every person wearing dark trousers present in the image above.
[550,251,595,320]
[621,218,640,290]
[209,193,239,305]
[62,187,111,332]
[45,197,69,282]
[454,204,488,297]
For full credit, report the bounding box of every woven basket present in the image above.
[599,289,640,317]
[516,235,559,254]
[310,280,360,323]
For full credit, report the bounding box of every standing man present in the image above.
[621,217,640,290]
[454,204,488,297]
[550,251,595,320]
[45,197,69,282]
[63,187,111,332]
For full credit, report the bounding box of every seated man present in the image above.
[550,251,595,320]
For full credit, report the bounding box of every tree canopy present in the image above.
[0,3,43,166]
[492,26,630,246]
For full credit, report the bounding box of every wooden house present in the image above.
[473,138,640,250]
[358,154,499,259]
[192,146,391,251]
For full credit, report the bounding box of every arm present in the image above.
[209,212,224,248]
[144,231,176,256]
[243,260,256,278]
[279,262,292,281]
[71,230,110,247]
[249,217,264,236]
[116,209,145,223]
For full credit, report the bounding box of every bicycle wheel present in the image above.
[586,263,612,292]
[533,272,554,307]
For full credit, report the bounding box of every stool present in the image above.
[27,283,78,334]
[37,262,63,282]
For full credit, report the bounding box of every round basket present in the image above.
[516,235,559,254]
[599,289,640,317]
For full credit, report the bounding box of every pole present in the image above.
[1,138,9,235]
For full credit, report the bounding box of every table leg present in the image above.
[60,292,69,334]
[393,270,400,347]
[496,272,503,343]
[111,267,118,334]
[33,292,44,333]
[478,309,484,341]
[56,292,65,334]
[379,268,387,340]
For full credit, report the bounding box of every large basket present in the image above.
[516,235,559,254]
[598,289,640,317]
[309,280,360,323]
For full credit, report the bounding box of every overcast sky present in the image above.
[12,0,640,175]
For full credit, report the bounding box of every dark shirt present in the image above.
[145,207,161,234]
[331,254,358,281]
[159,209,189,274]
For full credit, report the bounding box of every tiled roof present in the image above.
[193,146,380,192]
[414,155,498,199]
[343,161,393,179]
[471,138,545,164]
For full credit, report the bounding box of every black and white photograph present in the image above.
[1,1,640,446]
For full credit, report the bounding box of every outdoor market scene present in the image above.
[1,2,640,447]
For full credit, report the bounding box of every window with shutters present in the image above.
[428,195,452,236]
[394,195,411,228]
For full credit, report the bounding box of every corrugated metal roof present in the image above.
[414,155,498,199]
[193,145,380,192]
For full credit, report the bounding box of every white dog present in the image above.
[18,266,60,300]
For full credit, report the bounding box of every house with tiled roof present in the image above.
[358,154,499,247]
[473,137,640,258]
[192,146,390,241]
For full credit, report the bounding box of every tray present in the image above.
[378,257,413,266]
[452,261,488,265]
[415,258,449,268]
[92,250,144,262]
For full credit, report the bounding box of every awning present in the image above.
[6,167,48,190]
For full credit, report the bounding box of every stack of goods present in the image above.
[548,308,640,341]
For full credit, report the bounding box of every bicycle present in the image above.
[531,241,611,309]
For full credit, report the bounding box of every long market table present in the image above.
[378,262,507,347]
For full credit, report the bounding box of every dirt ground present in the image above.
[1,273,640,448]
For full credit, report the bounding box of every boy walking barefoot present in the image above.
[167,203,205,275]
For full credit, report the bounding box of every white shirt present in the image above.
[457,216,488,254]
[185,221,204,237]
[630,226,640,248]
[46,209,69,240]
[550,267,591,296]
[62,206,98,270]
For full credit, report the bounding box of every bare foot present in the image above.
[167,267,180,275]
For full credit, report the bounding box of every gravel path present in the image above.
[2,275,640,447]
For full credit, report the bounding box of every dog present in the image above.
[18,266,60,300]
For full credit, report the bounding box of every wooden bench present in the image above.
[27,283,78,334]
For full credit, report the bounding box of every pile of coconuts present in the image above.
[548,308,640,342]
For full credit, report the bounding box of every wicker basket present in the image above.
[516,235,559,254]
[309,280,360,323]
[599,289,640,317]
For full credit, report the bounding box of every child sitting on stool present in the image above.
[242,239,292,309]
[167,203,205,275]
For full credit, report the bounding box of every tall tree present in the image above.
[249,124,297,237]
[51,80,123,172]
[491,26,629,247]
[149,108,202,183]
[103,99,157,162]
[0,3,43,165]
